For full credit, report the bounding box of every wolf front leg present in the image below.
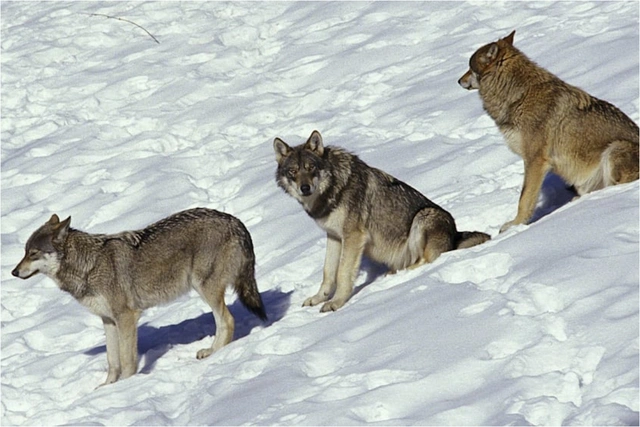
[100,316,121,386]
[303,235,340,307]
[116,309,141,381]
[320,230,367,312]
[501,155,550,232]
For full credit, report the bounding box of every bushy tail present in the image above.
[235,258,267,321]
[455,231,491,250]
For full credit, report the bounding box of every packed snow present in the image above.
[1,1,638,425]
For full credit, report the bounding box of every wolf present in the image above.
[11,208,267,386]
[273,130,490,312]
[459,30,639,232]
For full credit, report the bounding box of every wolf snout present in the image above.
[300,184,312,196]
[458,69,478,90]
[11,267,25,278]
[458,75,471,90]
[11,262,33,279]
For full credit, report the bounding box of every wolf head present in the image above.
[12,214,70,280]
[458,30,516,90]
[273,130,329,202]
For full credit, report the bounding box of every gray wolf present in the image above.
[459,30,639,232]
[273,130,490,312]
[12,208,267,386]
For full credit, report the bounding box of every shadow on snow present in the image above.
[84,288,292,374]
[530,172,578,224]
[84,173,575,372]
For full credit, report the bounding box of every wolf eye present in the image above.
[288,168,298,178]
[28,249,40,259]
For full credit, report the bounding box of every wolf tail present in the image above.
[234,238,268,321]
[455,231,491,250]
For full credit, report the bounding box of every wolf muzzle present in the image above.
[300,184,312,196]
[11,259,38,279]
[11,265,32,279]
[458,69,479,90]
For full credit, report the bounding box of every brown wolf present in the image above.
[12,208,267,386]
[274,130,490,312]
[459,30,639,231]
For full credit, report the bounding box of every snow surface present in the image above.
[1,1,638,425]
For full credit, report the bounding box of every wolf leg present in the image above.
[101,316,121,386]
[501,155,550,232]
[408,207,455,268]
[116,309,140,380]
[197,281,234,359]
[602,140,639,187]
[320,230,366,312]
[304,235,340,307]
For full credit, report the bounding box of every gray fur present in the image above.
[12,208,266,386]
[274,130,490,312]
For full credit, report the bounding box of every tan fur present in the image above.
[12,208,267,386]
[459,30,639,231]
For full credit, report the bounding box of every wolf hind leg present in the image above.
[423,234,453,264]
[195,277,234,359]
[602,140,639,187]
[409,207,456,267]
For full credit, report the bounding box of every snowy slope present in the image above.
[1,1,638,425]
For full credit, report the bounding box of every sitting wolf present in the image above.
[274,130,490,312]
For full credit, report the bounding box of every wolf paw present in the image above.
[197,348,214,359]
[320,299,346,312]
[100,368,121,387]
[97,373,120,388]
[500,219,519,233]
[302,293,329,307]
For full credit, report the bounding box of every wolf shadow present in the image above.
[529,172,577,223]
[84,288,291,374]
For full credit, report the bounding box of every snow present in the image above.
[1,1,638,425]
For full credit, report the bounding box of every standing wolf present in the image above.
[274,130,490,312]
[12,208,267,386]
[459,30,639,232]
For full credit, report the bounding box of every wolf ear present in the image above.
[486,43,500,62]
[273,138,292,162]
[53,216,71,243]
[47,214,60,225]
[304,130,324,156]
[503,30,515,45]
